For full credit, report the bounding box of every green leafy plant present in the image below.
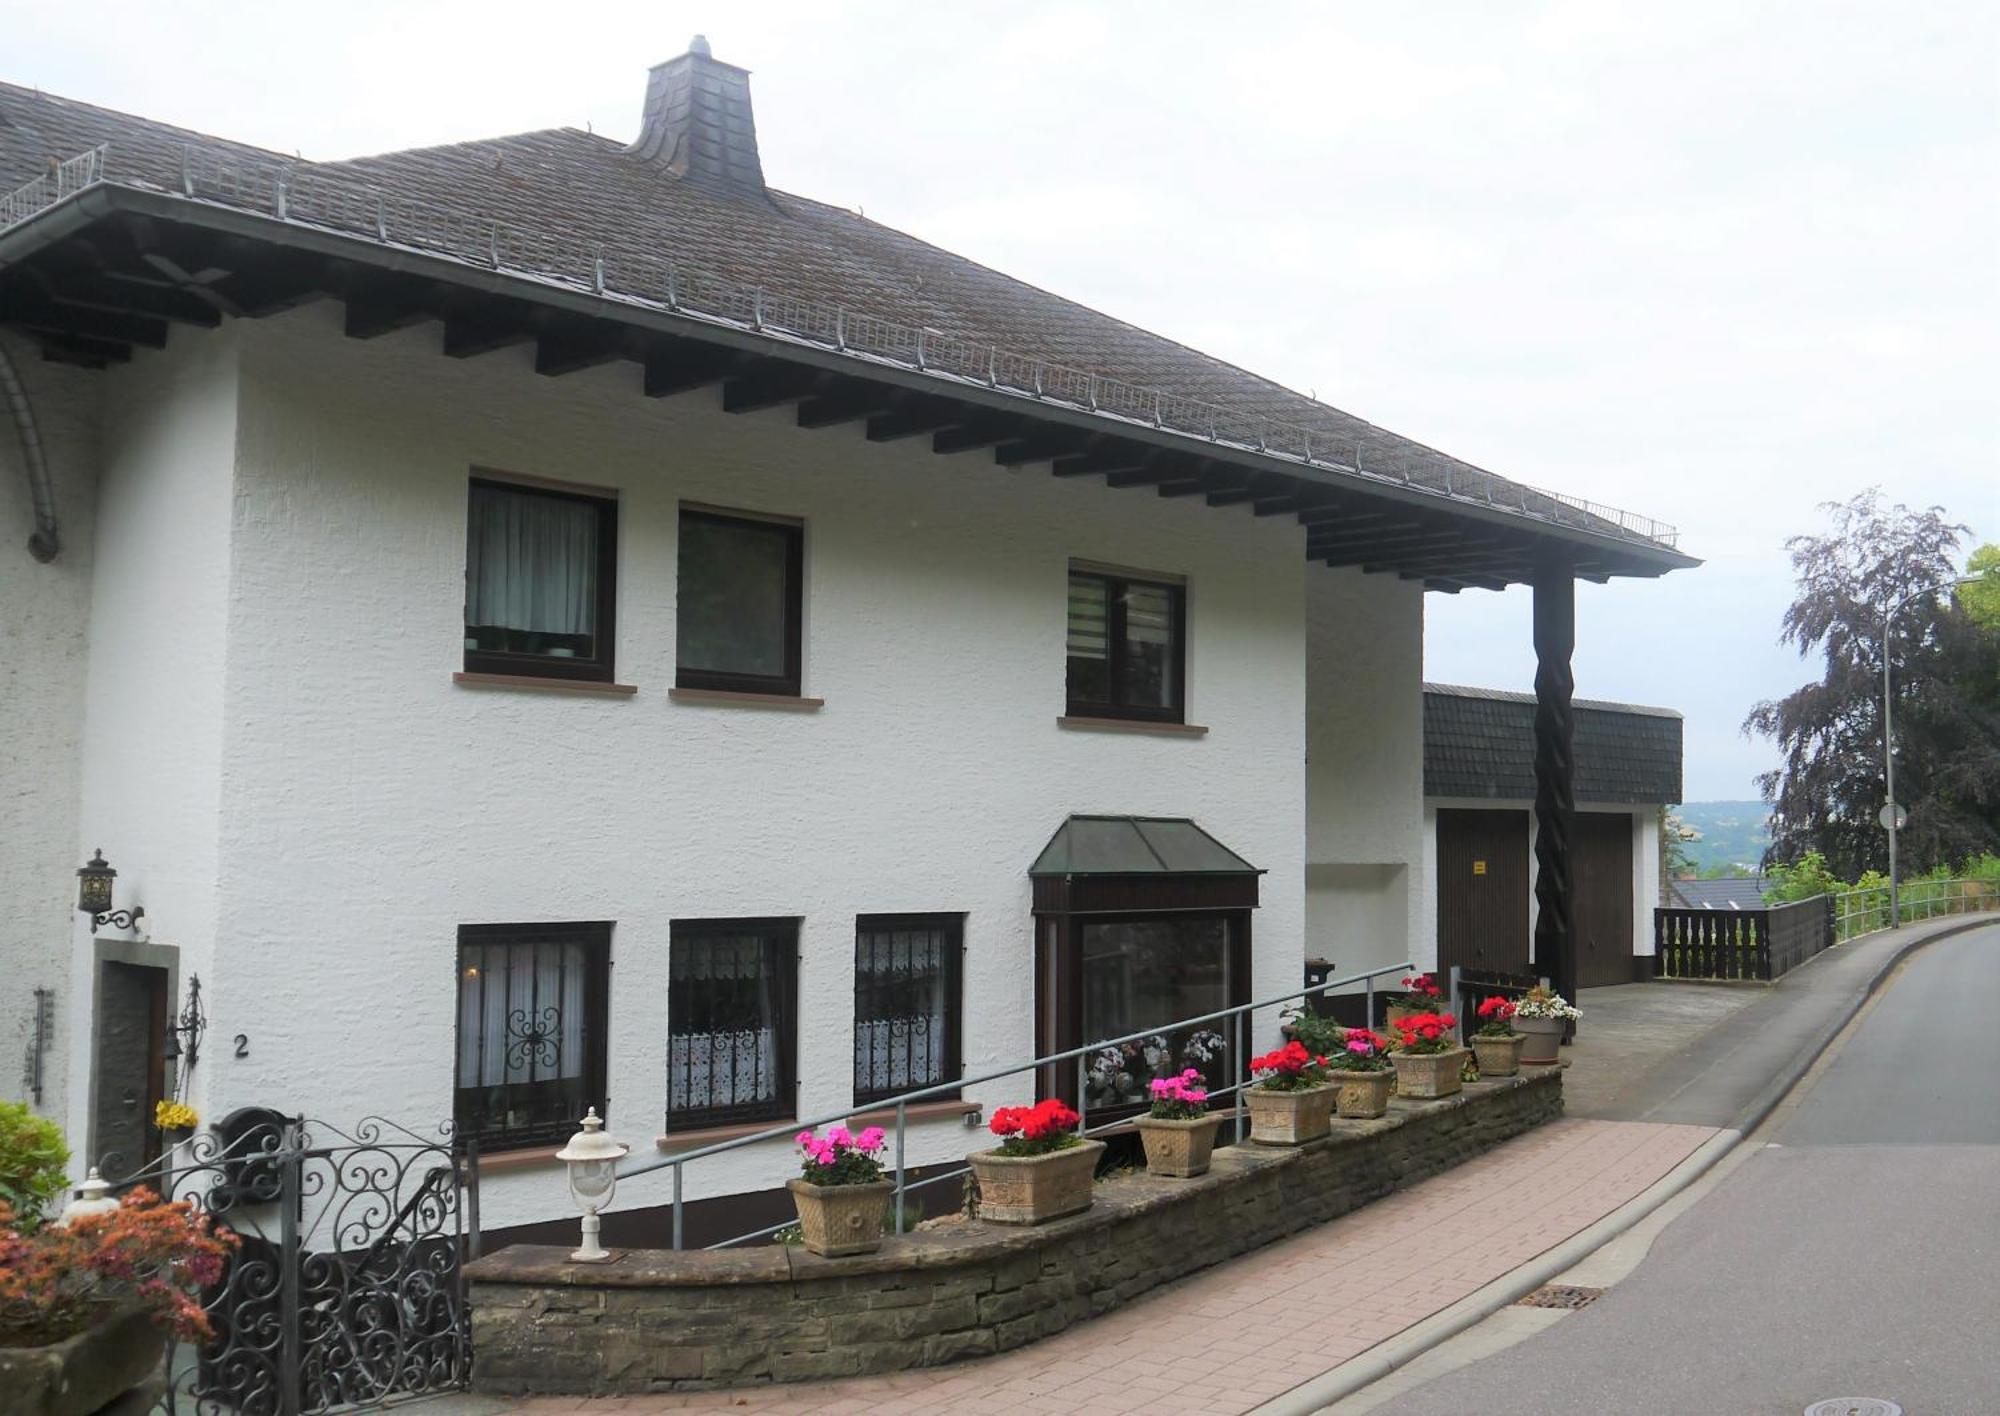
[1281,1007,1348,1060]
[0,1104,69,1235]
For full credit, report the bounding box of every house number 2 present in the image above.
[233,1034,249,1059]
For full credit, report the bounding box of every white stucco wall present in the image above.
[62,330,241,1157]
[204,306,1318,1229]
[0,330,99,1122]
[1304,569,1425,991]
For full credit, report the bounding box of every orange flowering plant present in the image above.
[0,1187,237,1347]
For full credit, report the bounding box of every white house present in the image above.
[0,39,1693,1242]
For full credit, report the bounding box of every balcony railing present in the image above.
[617,957,1414,1250]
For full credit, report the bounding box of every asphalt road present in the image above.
[1383,922,2000,1416]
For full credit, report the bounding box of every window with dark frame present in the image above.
[463,477,619,683]
[667,918,798,1130]
[454,922,611,1150]
[676,507,804,697]
[853,914,964,1104]
[1066,568,1185,722]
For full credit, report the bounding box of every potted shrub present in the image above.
[1327,1028,1396,1118]
[0,1186,236,1416]
[1469,996,1524,1076]
[1135,1068,1222,1177]
[785,1124,894,1257]
[1386,973,1444,1036]
[0,1102,69,1236]
[1244,1040,1337,1144]
[1514,987,1582,1065]
[968,1099,1102,1224]
[1389,1011,1466,1099]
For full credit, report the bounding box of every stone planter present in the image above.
[1332,1068,1395,1119]
[1470,1034,1524,1077]
[786,1177,893,1257]
[0,1305,166,1416]
[1135,1113,1224,1177]
[1515,1015,1565,1065]
[1390,1048,1467,1100]
[1245,1083,1337,1145]
[969,1139,1104,1224]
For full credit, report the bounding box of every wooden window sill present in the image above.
[846,1098,979,1128]
[655,1117,798,1153]
[454,671,637,696]
[669,687,824,711]
[469,1144,563,1174]
[1058,715,1208,737]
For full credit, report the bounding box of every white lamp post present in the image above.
[554,1108,627,1263]
[1880,575,1979,927]
[57,1168,122,1227]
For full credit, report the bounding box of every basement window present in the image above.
[1066,566,1185,723]
[463,477,619,683]
[667,918,798,1130]
[455,922,612,1150]
[853,914,964,1104]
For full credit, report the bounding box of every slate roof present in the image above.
[0,71,1682,563]
[1665,876,1772,910]
[1423,683,1683,805]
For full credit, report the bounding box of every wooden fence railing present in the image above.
[1653,896,1837,981]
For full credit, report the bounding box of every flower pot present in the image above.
[785,1177,893,1257]
[968,1139,1104,1224]
[1135,1113,1224,1177]
[1470,1034,1523,1077]
[1332,1068,1395,1119]
[0,1305,166,1416]
[1514,1015,1565,1065]
[1245,1083,1337,1144]
[1391,1048,1467,1099]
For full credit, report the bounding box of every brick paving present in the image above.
[484,1116,1715,1415]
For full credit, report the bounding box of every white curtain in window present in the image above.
[465,484,598,634]
[456,938,585,1088]
[669,1027,776,1108]
[854,926,947,1090]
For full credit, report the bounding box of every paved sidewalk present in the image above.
[461,1117,1714,1416]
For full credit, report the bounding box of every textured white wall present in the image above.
[1304,569,1425,992]
[208,307,1318,1228]
[63,329,241,1157]
[0,331,99,1122]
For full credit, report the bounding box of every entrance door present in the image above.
[1436,809,1531,977]
[92,961,168,1175]
[1574,812,1635,987]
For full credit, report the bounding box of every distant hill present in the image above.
[1676,800,1772,873]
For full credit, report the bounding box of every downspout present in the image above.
[0,336,59,560]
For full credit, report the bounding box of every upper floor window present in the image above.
[667,918,798,1130]
[455,921,611,1150]
[464,477,618,682]
[854,914,963,1104]
[676,507,804,697]
[1066,567,1185,722]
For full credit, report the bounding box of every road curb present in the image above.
[1254,911,1997,1416]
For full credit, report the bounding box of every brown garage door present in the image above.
[1574,811,1635,987]
[1437,809,1530,979]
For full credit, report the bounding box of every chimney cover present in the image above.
[627,37,770,203]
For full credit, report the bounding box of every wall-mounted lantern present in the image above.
[75,849,144,932]
[554,1108,627,1263]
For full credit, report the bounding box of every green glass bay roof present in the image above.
[1028,816,1264,877]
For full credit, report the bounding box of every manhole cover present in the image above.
[1513,1284,1604,1310]
[1804,1402,1901,1416]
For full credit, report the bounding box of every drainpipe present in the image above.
[0,338,60,561]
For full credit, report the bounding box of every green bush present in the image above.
[0,1103,70,1233]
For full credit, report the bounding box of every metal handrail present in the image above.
[1829,877,1998,943]
[621,957,1414,1249]
[0,137,1682,553]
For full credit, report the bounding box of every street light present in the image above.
[1880,575,1980,927]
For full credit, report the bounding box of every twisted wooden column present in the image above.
[1532,569,1577,1005]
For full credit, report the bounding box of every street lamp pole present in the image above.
[1880,575,1978,928]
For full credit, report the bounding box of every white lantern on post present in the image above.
[554,1108,627,1263]
[58,1168,122,1227]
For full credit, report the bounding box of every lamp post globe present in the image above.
[554,1108,628,1263]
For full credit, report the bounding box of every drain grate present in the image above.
[1513,1284,1605,1310]
[1804,1403,1901,1416]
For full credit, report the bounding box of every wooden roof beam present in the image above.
[797,382,903,429]
[933,417,1029,455]
[723,363,837,413]
[536,321,639,377]
[865,400,963,442]
[644,341,748,398]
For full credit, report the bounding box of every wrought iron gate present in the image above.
[104,1114,474,1415]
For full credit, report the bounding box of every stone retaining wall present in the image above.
[468,1069,1562,1394]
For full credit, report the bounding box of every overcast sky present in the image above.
[8,1,1995,799]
